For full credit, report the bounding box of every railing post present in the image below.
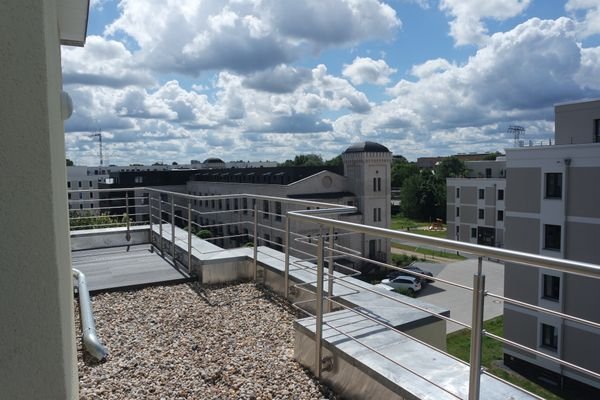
[325,225,335,313]
[125,192,131,241]
[284,216,290,298]
[148,193,153,239]
[253,202,258,281]
[315,226,325,378]
[158,196,163,255]
[469,256,486,400]
[171,194,176,260]
[187,200,192,274]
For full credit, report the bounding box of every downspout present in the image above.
[73,269,108,361]
[560,158,571,389]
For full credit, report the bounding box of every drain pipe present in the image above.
[73,269,108,361]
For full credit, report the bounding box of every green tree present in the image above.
[325,155,342,167]
[66,159,74,166]
[400,171,445,220]
[435,156,467,179]
[391,159,419,188]
[280,154,324,167]
[483,152,502,160]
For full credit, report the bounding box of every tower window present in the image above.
[478,209,484,219]
[497,189,504,201]
[478,189,484,199]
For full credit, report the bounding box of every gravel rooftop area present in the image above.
[76,282,336,399]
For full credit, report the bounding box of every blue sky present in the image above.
[62,0,600,165]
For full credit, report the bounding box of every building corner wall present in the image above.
[0,1,78,399]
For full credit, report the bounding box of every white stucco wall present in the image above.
[0,1,78,398]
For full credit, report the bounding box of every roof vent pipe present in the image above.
[73,268,108,361]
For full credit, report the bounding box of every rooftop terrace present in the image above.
[66,188,600,399]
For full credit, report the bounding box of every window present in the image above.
[134,176,143,183]
[497,210,504,221]
[542,275,560,301]
[455,226,460,236]
[89,192,93,199]
[373,177,382,192]
[373,208,382,222]
[497,189,504,201]
[545,173,562,199]
[544,224,561,251]
[242,198,248,214]
[263,200,269,219]
[275,202,282,221]
[595,119,600,143]
[478,209,484,219]
[456,207,460,217]
[456,188,460,198]
[478,189,484,199]
[68,193,71,199]
[471,228,477,238]
[67,181,71,188]
[89,180,92,186]
[79,192,83,199]
[218,199,222,210]
[226,199,230,210]
[541,324,558,350]
[485,168,492,178]
[234,198,239,212]
[78,181,82,188]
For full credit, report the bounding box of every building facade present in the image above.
[503,99,600,395]
[446,159,506,247]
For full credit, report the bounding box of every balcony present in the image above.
[65,187,600,399]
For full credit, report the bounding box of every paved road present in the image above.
[413,258,505,333]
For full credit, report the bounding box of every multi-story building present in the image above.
[503,99,600,395]
[101,141,393,267]
[446,159,506,247]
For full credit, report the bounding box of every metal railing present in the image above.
[68,187,600,399]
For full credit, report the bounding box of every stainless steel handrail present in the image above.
[73,268,108,362]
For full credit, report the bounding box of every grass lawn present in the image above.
[391,243,467,260]
[390,215,429,230]
[447,317,563,400]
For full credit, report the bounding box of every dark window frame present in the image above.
[478,189,485,200]
[542,274,560,301]
[497,189,504,201]
[541,323,558,350]
[545,173,562,199]
[478,209,484,219]
[544,224,561,251]
[497,210,504,221]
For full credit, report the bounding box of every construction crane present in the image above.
[508,125,525,147]
[89,130,104,168]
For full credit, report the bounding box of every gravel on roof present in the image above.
[76,282,336,400]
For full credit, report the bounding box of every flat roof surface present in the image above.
[71,244,192,292]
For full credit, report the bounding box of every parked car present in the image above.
[380,275,421,295]
[386,263,434,284]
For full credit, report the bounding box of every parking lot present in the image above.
[413,258,505,333]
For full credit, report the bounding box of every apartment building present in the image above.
[446,159,506,247]
[503,99,600,395]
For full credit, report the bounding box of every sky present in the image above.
[62,0,600,166]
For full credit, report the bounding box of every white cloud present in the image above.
[566,0,600,38]
[62,36,155,88]
[105,0,400,75]
[439,0,532,46]
[342,57,397,85]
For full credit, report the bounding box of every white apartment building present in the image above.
[503,99,600,396]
